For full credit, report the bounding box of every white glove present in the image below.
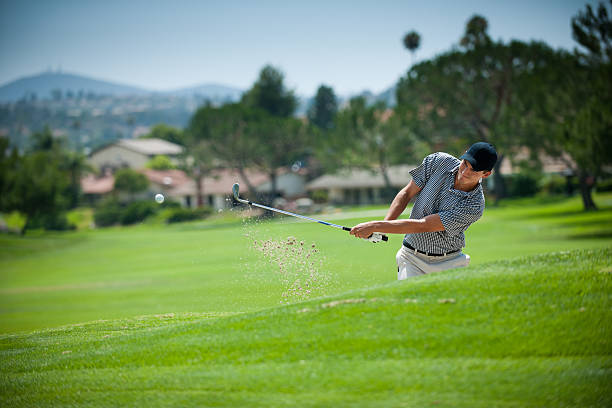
[367,232,386,243]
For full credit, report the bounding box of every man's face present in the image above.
[457,160,492,183]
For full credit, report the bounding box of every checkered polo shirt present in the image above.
[403,152,485,253]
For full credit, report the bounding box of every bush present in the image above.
[24,212,75,231]
[120,201,158,225]
[504,173,539,198]
[94,199,123,227]
[310,190,328,204]
[538,174,577,196]
[596,177,612,192]
[166,207,213,223]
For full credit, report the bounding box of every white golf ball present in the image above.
[155,193,165,204]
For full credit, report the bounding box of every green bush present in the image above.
[26,212,75,231]
[120,201,158,225]
[504,173,539,197]
[596,177,612,192]
[158,199,181,209]
[538,174,577,196]
[94,200,123,227]
[310,190,329,204]
[166,207,213,223]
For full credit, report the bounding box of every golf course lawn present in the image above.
[1,194,611,406]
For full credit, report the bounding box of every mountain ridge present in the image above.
[0,71,245,102]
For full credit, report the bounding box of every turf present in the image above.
[1,249,610,407]
[1,194,611,333]
[0,194,611,406]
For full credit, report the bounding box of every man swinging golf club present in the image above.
[350,142,498,280]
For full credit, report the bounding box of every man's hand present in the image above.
[350,221,377,239]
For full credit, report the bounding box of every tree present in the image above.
[146,155,177,170]
[562,1,612,209]
[460,15,490,49]
[320,97,418,199]
[242,65,298,118]
[521,1,612,210]
[250,115,309,201]
[113,168,149,202]
[1,128,79,231]
[140,123,184,146]
[396,16,563,201]
[403,30,421,65]
[188,103,264,196]
[308,85,338,131]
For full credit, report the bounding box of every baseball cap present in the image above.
[459,142,498,171]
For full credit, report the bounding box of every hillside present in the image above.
[1,249,610,407]
[0,71,149,101]
[0,71,244,102]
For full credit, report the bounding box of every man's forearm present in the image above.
[370,215,444,234]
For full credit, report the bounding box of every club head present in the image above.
[232,183,240,201]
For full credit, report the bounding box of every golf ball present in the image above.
[155,193,165,204]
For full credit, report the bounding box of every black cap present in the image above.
[459,142,498,171]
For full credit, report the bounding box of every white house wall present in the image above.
[89,146,149,170]
[257,173,306,197]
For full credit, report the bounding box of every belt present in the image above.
[403,242,460,257]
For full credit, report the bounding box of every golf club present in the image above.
[232,183,388,243]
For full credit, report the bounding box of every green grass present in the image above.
[0,194,611,406]
[1,194,611,334]
[1,249,610,407]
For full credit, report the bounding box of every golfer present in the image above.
[350,142,498,280]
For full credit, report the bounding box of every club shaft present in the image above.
[242,200,350,231]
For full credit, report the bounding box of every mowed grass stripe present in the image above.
[1,358,608,407]
[1,249,610,407]
[1,194,611,334]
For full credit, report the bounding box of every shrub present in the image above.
[504,173,539,198]
[538,174,577,196]
[120,200,158,225]
[94,199,122,227]
[26,212,75,231]
[596,177,612,192]
[166,207,213,223]
[310,190,328,204]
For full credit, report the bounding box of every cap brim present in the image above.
[459,153,478,170]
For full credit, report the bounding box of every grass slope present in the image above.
[1,194,611,334]
[1,249,611,407]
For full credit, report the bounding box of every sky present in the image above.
[0,0,596,97]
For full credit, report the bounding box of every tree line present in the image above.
[1,2,610,232]
[183,2,611,210]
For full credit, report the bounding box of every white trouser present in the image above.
[396,245,470,280]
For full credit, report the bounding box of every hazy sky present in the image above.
[0,0,594,96]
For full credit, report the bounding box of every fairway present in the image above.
[1,194,611,333]
[1,195,612,407]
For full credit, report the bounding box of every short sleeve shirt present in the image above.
[403,152,485,253]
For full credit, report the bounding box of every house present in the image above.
[80,173,114,204]
[142,169,191,195]
[80,168,191,204]
[306,165,417,205]
[169,168,309,210]
[88,138,184,171]
[498,149,575,175]
[170,169,268,209]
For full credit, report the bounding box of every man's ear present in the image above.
[481,170,492,179]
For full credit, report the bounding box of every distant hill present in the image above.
[0,71,244,103]
[167,83,243,101]
[0,71,150,102]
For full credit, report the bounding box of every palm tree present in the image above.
[403,31,421,66]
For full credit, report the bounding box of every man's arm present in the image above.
[384,180,422,221]
[350,214,444,239]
